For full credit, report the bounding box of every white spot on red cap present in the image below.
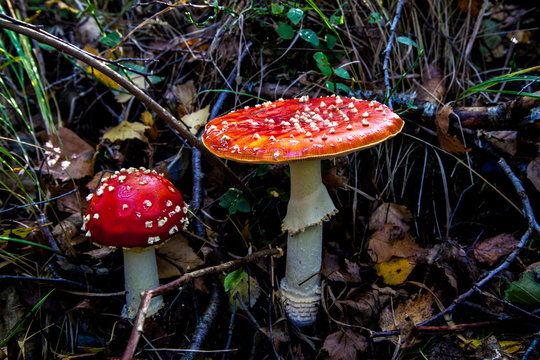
[148,236,160,244]
[143,200,152,208]
[145,221,153,228]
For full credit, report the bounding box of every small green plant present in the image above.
[219,188,251,214]
[271,2,354,94]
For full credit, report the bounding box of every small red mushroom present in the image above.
[83,167,188,318]
[202,96,404,326]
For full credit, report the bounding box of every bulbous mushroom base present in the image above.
[280,278,321,327]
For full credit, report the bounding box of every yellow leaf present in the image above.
[181,106,210,135]
[102,120,149,143]
[86,65,120,89]
[46,0,79,13]
[374,258,415,285]
[141,111,154,127]
[0,227,35,239]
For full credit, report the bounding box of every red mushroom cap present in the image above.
[202,96,404,163]
[83,167,188,249]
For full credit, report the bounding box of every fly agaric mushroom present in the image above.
[83,167,188,318]
[202,96,404,326]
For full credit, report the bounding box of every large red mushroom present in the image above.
[202,96,404,326]
[83,167,188,318]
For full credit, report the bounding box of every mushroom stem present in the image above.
[280,160,336,326]
[122,247,163,319]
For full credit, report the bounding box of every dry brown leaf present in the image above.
[435,105,471,153]
[473,233,519,266]
[417,64,445,102]
[102,120,149,143]
[174,80,197,116]
[527,156,540,192]
[322,329,368,360]
[367,224,423,263]
[181,106,210,135]
[43,127,94,182]
[379,292,434,332]
[483,130,518,155]
[369,203,412,232]
[457,0,483,17]
[156,234,204,278]
[336,285,400,325]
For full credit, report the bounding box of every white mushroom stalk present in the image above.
[122,247,163,319]
[280,159,337,326]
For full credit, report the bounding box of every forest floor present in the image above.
[0,1,539,359]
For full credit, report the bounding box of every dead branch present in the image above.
[0,15,253,199]
[121,247,283,360]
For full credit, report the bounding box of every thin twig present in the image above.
[121,247,282,360]
[0,15,253,198]
[383,0,406,108]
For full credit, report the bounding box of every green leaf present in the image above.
[325,34,337,49]
[505,271,540,307]
[368,12,382,24]
[271,3,284,15]
[100,31,122,47]
[330,12,343,26]
[397,36,419,49]
[287,8,304,25]
[299,29,319,47]
[313,52,332,77]
[334,68,350,80]
[326,81,336,92]
[224,269,245,292]
[276,22,295,40]
[336,82,350,93]
[235,198,251,213]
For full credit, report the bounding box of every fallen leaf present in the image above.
[473,233,519,266]
[374,258,415,285]
[527,156,540,192]
[181,105,210,135]
[483,130,518,155]
[46,0,79,14]
[322,329,368,360]
[456,0,483,17]
[379,292,434,332]
[336,285,399,325]
[369,203,412,232]
[156,234,204,278]
[173,80,197,116]
[82,45,120,89]
[227,270,261,309]
[505,271,540,307]
[417,64,445,102]
[115,74,147,103]
[435,105,471,153]
[42,127,94,182]
[102,120,149,143]
[367,224,423,263]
